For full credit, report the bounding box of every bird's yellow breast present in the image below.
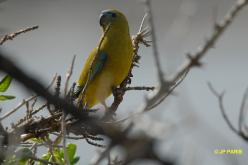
[78,26,133,108]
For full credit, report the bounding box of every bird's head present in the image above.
[99,9,129,32]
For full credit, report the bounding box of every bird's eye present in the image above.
[111,13,117,18]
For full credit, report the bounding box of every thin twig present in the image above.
[63,56,77,165]
[28,156,58,165]
[138,13,148,34]
[144,0,165,83]
[93,145,113,165]
[85,137,106,148]
[30,103,47,116]
[207,82,239,134]
[124,86,155,91]
[0,99,25,121]
[238,87,248,132]
[0,26,39,45]
[47,138,57,163]
[64,55,76,96]
[208,82,248,141]
[144,69,189,111]
[31,97,38,109]
[62,112,70,165]
[21,142,64,148]
[51,133,85,140]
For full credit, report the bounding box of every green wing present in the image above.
[74,52,108,97]
[89,52,108,82]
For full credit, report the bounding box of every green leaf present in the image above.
[38,153,51,165]
[58,148,64,159]
[54,134,62,145]
[15,148,33,161]
[0,75,12,92]
[41,152,51,161]
[67,143,77,162]
[18,159,29,165]
[72,156,80,165]
[53,148,64,164]
[0,95,15,101]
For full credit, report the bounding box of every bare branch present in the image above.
[238,87,248,133]
[0,99,25,122]
[63,56,76,165]
[207,82,239,134]
[208,82,248,141]
[0,26,39,45]
[172,0,248,82]
[142,0,248,110]
[62,113,70,165]
[92,145,112,165]
[143,0,165,83]
[64,55,76,96]
[124,86,155,91]
[144,69,188,111]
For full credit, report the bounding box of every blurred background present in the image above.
[0,0,248,164]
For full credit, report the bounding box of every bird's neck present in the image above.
[102,25,130,45]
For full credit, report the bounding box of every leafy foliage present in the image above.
[2,143,80,165]
[0,75,15,101]
[40,143,80,165]
[0,75,12,92]
[2,148,33,165]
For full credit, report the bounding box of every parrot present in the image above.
[75,9,133,108]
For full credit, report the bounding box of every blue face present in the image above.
[100,10,117,27]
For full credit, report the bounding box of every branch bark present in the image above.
[0,26,38,45]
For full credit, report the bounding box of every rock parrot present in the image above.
[76,9,133,108]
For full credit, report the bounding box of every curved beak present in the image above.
[99,13,107,27]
